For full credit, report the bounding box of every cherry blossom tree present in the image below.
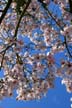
[0,0,72,101]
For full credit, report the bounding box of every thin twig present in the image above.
[0,43,14,54]
[64,37,72,58]
[38,1,72,58]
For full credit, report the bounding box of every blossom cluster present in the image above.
[0,0,72,100]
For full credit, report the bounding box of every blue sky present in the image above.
[0,1,72,108]
[0,78,71,108]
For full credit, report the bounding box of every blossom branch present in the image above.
[0,51,5,69]
[13,0,31,65]
[0,43,14,68]
[64,36,72,58]
[0,43,14,54]
[38,0,72,58]
[14,0,31,39]
[0,0,12,24]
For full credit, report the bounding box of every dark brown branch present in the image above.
[64,37,72,58]
[68,0,72,13]
[38,0,65,30]
[16,53,23,64]
[0,43,14,68]
[0,10,4,12]
[0,43,14,54]
[0,0,12,24]
[13,0,31,64]
[0,0,31,68]
[14,0,31,39]
[38,1,72,58]
[0,51,6,68]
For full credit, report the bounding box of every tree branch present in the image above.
[38,0,72,58]
[13,0,31,65]
[14,0,31,39]
[0,0,12,24]
[68,0,72,13]
[0,51,6,68]
[64,37,72,58]
[0,43,14,54]
[0,10,4,12]
[0,43,14,69]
